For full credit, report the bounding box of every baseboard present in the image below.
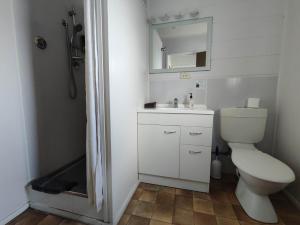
[30,203,108,225]
[139,174,209,193]
[0,203,29,225]
[284,190,300,210]
[112,181,139,225]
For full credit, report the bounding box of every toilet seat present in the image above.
[229,143,295,183]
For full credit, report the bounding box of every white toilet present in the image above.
[220,107,295,223]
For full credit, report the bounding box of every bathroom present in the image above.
[0,0,299,225]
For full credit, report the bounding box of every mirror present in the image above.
[150,17,213,74]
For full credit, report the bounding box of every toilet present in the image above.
[220,107,295,223]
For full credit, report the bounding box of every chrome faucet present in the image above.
[173,98,178,108]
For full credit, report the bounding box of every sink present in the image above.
[138,104,214,115]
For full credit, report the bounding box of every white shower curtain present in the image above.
[84,0,106,211]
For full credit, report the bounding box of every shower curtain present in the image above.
[84,0,106,211]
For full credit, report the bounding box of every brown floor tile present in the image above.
[125,200,139,214]
[272,199,300,217]
[216,217,240,225]
[194,212,217,225]
[139,190,158,203]
[213,203,237,219]
[175,195,193,210]
[149,220,172,225]
[280,214,300,225]
[152,204,173,223]
[37,215,63,225]
[193,191,211,200]
[142,183,161,192]
[156,192,175,206]
[211,190,231,204]
[193,198,214,215]
[232,205,260,224]
[59,220,86,225]
[160,186,176,195]
[133,201,154,219]
[15,211,46,225]
[227,192,240,205]
[173,208,193,225]
[117,214,131,225]
[175,189,193,197]
[132,188,143,200]
[127,215,150,225]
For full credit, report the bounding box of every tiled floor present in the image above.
[119,175,300,225]
[6,209,85,225]
[7,175,300,225]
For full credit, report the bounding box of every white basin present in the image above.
[138,104,214,115]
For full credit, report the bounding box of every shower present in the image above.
[62,8,85,99]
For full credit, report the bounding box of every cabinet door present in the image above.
[138,125,180,178]
[180,145,211,182]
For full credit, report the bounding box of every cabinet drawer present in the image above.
[138,125,180,178]
[181,127,212,146]
[180,145,211,182]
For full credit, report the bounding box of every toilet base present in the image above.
[235,178,278,223]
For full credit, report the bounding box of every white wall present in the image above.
[147,0,285,171]
[0,0,29,222]
[107,0,148,223]
[16,0,86,179]
[276,0,300,206]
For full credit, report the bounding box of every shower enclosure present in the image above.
[24,0,109,223]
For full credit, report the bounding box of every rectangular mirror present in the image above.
[150,17,213,74]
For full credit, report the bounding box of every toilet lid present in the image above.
[230,144,295,183]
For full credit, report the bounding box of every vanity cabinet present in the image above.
[137,108,214,192]
[138,125,180,178]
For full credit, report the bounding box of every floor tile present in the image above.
[139,190,158,203]
[194,212,217,225]
[280,214,300,225]
[117,214,131,225]
[125,200,139,214]
[175,189,193,197]
[152,204,173,223]
[193,191,211,201]
[159,186,176,195]
[213,203,237,219]
[226,192,240,205]
[193,198,214,215]
[232,205,260,224]
[173,208,193,225]
[210,190,231,204]
[175,195,193,210]
[216,217,240,225]
[132,201,154,219]
[132,188,143,200]
[149,219,172,225]
[37,215,63,225]
[156,191,175,206]
[142,183,161,192]
[127,215,150,225]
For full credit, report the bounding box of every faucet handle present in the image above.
[174,98,178,108]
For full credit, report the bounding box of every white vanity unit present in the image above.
[137,105,214,192]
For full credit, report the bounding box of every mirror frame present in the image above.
[149,17,213,74]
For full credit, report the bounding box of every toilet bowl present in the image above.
[220,108,295,223]
[229,143,295,223]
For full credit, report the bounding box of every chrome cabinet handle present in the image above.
[189,132,203,136]
[164,131,176,134]
[189,150,202,154]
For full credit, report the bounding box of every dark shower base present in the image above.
[31,156,87,196]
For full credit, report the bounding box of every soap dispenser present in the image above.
[189,93,194,109]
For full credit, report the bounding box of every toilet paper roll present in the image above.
[247,98,260,108]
